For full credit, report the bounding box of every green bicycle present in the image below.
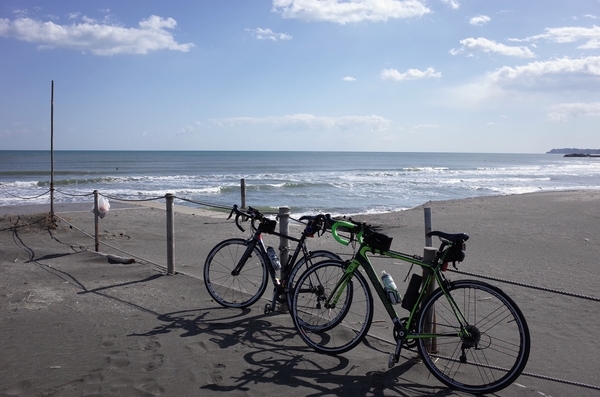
[290,218,530,394]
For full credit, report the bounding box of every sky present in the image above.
[1,0,599,153]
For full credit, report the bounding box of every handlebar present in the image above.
[329,218,368,246]
[228,204,266,233]
[298,213,331,237]
[228,205,337,238]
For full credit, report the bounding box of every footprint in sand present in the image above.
[142,354,164,372]
[81,370,105,384]
[141,338,161,351]
[101,334,118,347]
[133,378,166,394]
[209,363,226,385]
[185,340,218,355]
[106,350,131,368]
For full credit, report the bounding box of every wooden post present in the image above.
[424,207,432,247]
[423,206,437,353]
[240,179,246,209]
[278,206,290,312]
[423,206,436,351]
[94,190,99,252]
[278,206,290,271]
[166,193,175,275]
[422,247,438,353]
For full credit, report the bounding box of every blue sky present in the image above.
[1,0,599,153]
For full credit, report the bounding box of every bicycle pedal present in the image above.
[388,353,398,368]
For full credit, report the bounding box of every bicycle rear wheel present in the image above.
[291,260,373,355]
[416,280,530,394]
[285,250,341,310]
[204,238,268,308]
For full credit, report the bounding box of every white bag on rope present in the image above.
[92,196,110,219]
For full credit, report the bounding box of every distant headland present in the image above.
[547,148,600,157]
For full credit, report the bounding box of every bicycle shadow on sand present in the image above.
[132,308,464,397]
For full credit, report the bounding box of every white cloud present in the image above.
[447,56,600,106]
[381,67,441,81]
[450,37,535,58]
[585,14,597,19]
[271,0,431,24]
[485,56,600,91]
[510,25,600,49]
[440,0,460,10]
[342,76,356,81]
[246,27,292,41]
[211,114,392,131]
[547,102,600,122]
[0,15,194,55]
[470,15,490,26]
[412,123,439,129]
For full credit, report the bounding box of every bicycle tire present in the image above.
[291,260,373,354]
[416,279,530,394]
[204,238,268,308]
[285,250,341,310]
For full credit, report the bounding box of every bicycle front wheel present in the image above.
[203,238,268,308]
[416,280,530,394]
[291,260,373,355]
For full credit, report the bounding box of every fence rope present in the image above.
[3,187,598,305]
[54,214,168,273]
[101,193,166,202]
[176,196,232,211]
[448,268,600,302]
[54,189,94,197]
[0,184,51,200]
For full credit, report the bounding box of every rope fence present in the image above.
[2,180,599,302]
[2,181,599,392]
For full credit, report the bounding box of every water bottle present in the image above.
[381,271,401,304]
[267,247,282,271]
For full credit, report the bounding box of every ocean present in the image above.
[1,151,600,216]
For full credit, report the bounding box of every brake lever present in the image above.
[227,204,238,220]
[235,213,246,232]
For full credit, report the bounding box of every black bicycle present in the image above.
[203,205,341,314]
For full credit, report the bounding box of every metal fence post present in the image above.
[166,193,175,275]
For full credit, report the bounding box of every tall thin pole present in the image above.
[50,80,55,219]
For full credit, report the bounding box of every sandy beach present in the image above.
[1,190,599,396]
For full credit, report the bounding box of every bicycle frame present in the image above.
[234,227,306,286]
[232,221,329,315]
[324,238,471,346]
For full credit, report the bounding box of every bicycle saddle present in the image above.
[427,231,469,242]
